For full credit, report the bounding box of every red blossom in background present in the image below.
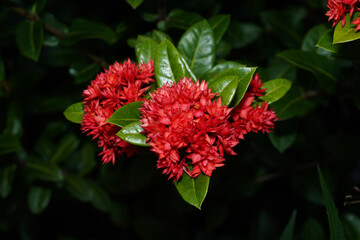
[81,59,155,164]
[351,16,360,30]
[140,78,239,181]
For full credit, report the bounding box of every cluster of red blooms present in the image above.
[326,0,360,30]
[140,74,278,181]
[81,59,155,164]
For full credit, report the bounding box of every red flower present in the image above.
[140,77,239,181]
[248,73,266,97]
[351,16,360,30]
[81,59,155,164]
[326,0,347,27]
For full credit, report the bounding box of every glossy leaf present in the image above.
[316,29,339,53]
[26,162,64,182]
[126,0,144,9]
[317,166,347,240]
[0,134,21,155]
[62,18,117,45]
[178,20,216,77]
[268,132,297,153]
[65,175,93,202]
[16,20,44,61]
[201,61,245,81]
[49,134,79,164]
[333,12,360,44]
[164,9,203,30]
[208,15,231,44]
[135,35,153,62]
[138,38,158,64]
[63,102,84,124]
[107,101,143,128]
[225,21,262,48]
[175,173,210,209]
[154,39,196,87]
[152,30,172,43]
[208,75,238,106]
[117,122,150,147]
[0,165,17,198]
[278,50,338,93]
[279,210,297,240]
[260,78,292,104]
[28,186,52,214]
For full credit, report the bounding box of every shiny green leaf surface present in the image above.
[201,61,245,81]
[208,75,238,106]
[175,173,210,210]
[28,187,52,214]
[16,20,44,61]
[107,101,143,128]
[208,15,230,44]
[260,78,292,104]
[117,122,149,147]
[152,30,173,43]
[333,12,360,44]
[63,102,84,124]
[316,29,339,53]
[138,38,158,64]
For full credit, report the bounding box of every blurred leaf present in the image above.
[0,134,21,155]
[301,24,327,52]
[65,175,93,202]
[40,47,82,67]
[117,121,149,147]
[333,12,360,44]
[107,101,143,128]
[216,40,233,58]
[302,218,326,240]
[0,165,17,198]
[138,38,158,64]
[278,50,339,93]
[43,13,68,34]
[174,173,210,209]
[317,166,347,240]
[164,9,203,30]
[154,39,196,87]
[126,0,144,9]
[208,75,238,106]
[43,34,59,47]
[268,132,297,153]
[271,86,316,120]
[49,134,79,164]
[26,162,64,182]
[317,29,339,53]
[62,19,117,45]
[201,61,245,80]
[16,20,44,61]
[63,102,84,124]
[178,20,216,77]
[208,14,231,44]
[225,21,262,48]
[0,55,5,96]
[261,58,297,83]
[88,182,114,212]
[260,78,292,104]
[69,63,100,84]
[76,143,96,176]
[152,30,172,43]
[279,210,297,240]
[343,213,360,240]
[31,0,47,14]
[28,186,52,214]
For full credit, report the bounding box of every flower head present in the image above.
[81,59,155,164]
[351,16,360,30]
[326,0,347,27]
[140,77,238,181]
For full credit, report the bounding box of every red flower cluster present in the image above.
[140,75,278,181]
[326,0,360,30]
[81,59,155,164]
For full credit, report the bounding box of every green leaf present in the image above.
[208,75,238,106]
[65,175,93,202]
[76,143,96,176]
[271,86,316,121]
[152,30,172,43]
[16,20,44,61]
[49,134,79,164]
[0,134,21,155]
[28,186,52,214]
[178,20,216,77]
[138,38,158,64]
[301,25,328,52]
[175,173,210,209]
[107,101,143,128]
[279,210,297,240]
[201,61,245,80]
[154,39,197,87]
[63,102,84,124]
[164,9,203,30]
[31,0,47,14]
[61,18,117,45]
[43,13,68,34]
[0,165,17,198]
[88,182,114,212]
[117,122,149,147]
[135,35,152,61]
[126,0,144,9]
[302,218,326,240]
[0,55,5,93]
[225,21,262,48]
[278,50,339,93]
[317,166,347,240]
[268,132,297,153]
[260,78,292,104]
[343,213,360,240]
[316,29,339,53]
[26,162,64,182]
[208,15,231,44]
[69,63,100,84]
[333,12,360,44]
